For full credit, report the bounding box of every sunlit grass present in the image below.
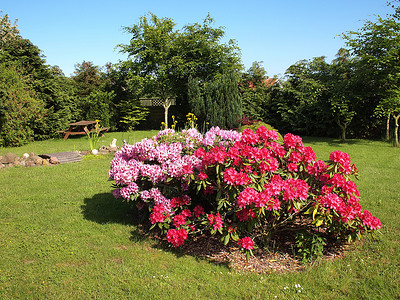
[0,130,159,156]
[0,135,399,298]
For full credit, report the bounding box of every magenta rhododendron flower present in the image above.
[207,213,223,230]
[193,205,205,217]
[238,237,254,250]
[167,228,188,247]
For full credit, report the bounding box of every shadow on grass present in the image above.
[81,192,150,243]
[302,136,393,148]
[80,193,231,268]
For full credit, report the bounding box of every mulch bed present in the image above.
[179,234,349,274]
[136,223,350,274]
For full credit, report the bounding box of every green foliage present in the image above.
[118,13,242,125]
[188,72,242,129]
[0,62,45,146]
[118,99,149,131]
[0,135,399,299]
[295,231,327,262]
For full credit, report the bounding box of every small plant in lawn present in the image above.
[87,120,103,151]
[109,124,381,260]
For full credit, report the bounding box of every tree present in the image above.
[343,2,400,140]
[72,61,115,127]
[118,13,242,127]
[118,14,177,127]
[0,62,45,146]
[240,61,271,121]
[329,49,358,140]
[188,72,242,129]
[381,89,400,146]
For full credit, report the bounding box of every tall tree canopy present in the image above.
[118,13,242,127]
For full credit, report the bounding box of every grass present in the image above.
[0,130,159,156]
[0,133,399,299]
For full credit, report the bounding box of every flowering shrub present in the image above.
[109,126,381,259]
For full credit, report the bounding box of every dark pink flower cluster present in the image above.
[238,237,254,250]
[166,228,188,247]
[329,150,354,174]
[208,213,223,230]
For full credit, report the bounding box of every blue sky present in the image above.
[1,0,393,77]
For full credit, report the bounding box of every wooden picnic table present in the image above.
[56,120,109,140]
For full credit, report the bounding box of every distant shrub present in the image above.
[240,121,283,143]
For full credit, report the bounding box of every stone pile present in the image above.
[0,152,60,169]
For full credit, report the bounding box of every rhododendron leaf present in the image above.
[231,233,239,241]
[312,206,318,220]
[315,218,324,227]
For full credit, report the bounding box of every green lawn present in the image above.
[0,134,399,299]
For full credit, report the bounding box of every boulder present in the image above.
[25,160,35,167]
[1,152,19,164]
[42,159,50,166]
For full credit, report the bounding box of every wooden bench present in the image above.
[57,120,109,140]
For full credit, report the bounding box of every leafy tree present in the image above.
[1,12,79,139]
[118,13,242,127]
[240,61,271,121]
[329,49,358,140]
[0,62,45,146]
[72,61,115,127]
[343,1,400,140]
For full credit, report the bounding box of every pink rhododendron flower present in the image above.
[284,133,304,149]
[287,163,298,172]
[282,178,309,201]
[241,128,260,145]
[236,208,256,221]
[193,205,205,217]
[173,214,186,227]
[238,237,254,250]
[359,210,381,230]
[166,228,188,247]
[307,160,328,176]
[170,195,191,208]
[329,150,352,174]
[198,172,208,180]
[208,213,223,230]
[256,126,279,141]
[237,188,259,208]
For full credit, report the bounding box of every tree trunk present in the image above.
[386,111,391,141]
[163,98,172,128]
[337,120,347,141]
[394,113,400,147]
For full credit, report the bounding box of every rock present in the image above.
[0,163,5,169]
[1,152,19,164]
[25,161,35,167]
[18,161,26,167]
[91,149,99,155]
[49,156,59,164]
[33,156,43,165]
[42,159,50,166]
[22,153,30,159]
